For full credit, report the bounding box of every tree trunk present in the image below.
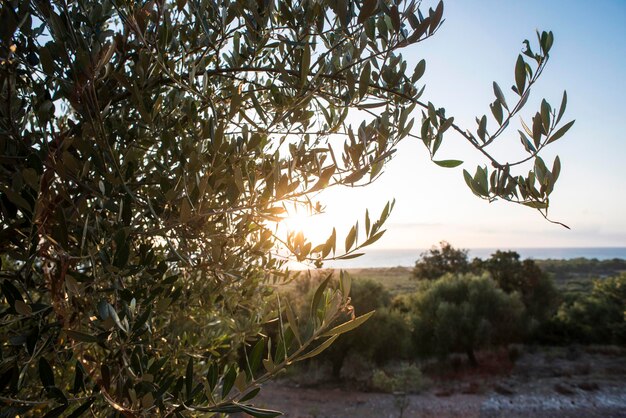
[466,348,478,367]
[331,354,346,380]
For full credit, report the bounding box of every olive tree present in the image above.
[413,241,471,280]
[476,250,559,325]
[553,273,626,344]
[410,273,525,366]
[0,0,572,415]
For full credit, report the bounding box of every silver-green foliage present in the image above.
[410,273,525,364]
[554,273,626,344]
[0,0,571,415]
[371,364,426,393]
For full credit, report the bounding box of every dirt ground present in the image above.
[251,346,626,417]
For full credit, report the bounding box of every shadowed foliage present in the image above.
[0,0,571,415]
[410,273,525,365]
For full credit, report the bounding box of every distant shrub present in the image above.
[546,273,626,344]
[412,246,559,338]
[371,364,426,393]
[412,242,471,281]
[371,369,395,392]
[324,307,412,378]
[286,276,413,379]
[474,250,559,328]
[308,279,413,378]
[410,273,525,365]
[535,258,626,283]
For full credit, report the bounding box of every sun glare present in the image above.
[282,211,312,234]
[278,206,332,246]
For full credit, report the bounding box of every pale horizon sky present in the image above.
[287,0,626,252]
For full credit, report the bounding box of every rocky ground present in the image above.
[251,346,626,417]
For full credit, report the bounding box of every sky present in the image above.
[288,0,626,252]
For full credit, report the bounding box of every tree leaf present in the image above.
[389,6,401,33]
[249,339,265,375]
[358,0,378,24]
[71,362,85,395]
[540,99,551,132]
[345,225,357,252]
[433,159,463,168]
[222,366,237,398]
[65,330,98,343]
[100,364,111,390]
[522,201,548,209]
[311,273,332,318]
[39,358,55,388]
[234,370,247,392]
[0,185,32,212]
[490,101,503,125]
[206,364,218,390]
[284,299,302,347]
[556,90,567,125]
[185,357,193,399]
[42,405,68,418]
[477,115,487,141]
[429,1,444,34]
[141,392,154,409]
[439,116,454,133]
[321,311,375,337]
[514,55,526,95]
[239,387,261,402]
[463,168,487,197]
[359,61,371,99]
[493,81,508,110]
[475,167,489,196]
[300,44,310,86]
[360,230,385,247]
[547,120,575,144]
[67,398,95,418]
[234,404,282,418]
[296,335,340,361]
[14,300,32,316]
[552,156,561,182]
[336,252,365,260]
[309,165,336,192]
[412,59,426,83]
[339,270,352,301]
[262,357,275,373]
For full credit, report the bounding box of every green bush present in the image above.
[371,364,426,393]
[318,279,412,377]
[476,251,559,328]
[547,273,626,344]
[413,241,471,280]
[535,258,626,284]
[410,273,525,365]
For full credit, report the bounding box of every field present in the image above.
[342,267,416,295]
[292,257,626,295]
[257,261,626,417]
[340,259,626,294]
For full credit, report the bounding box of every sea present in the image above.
[320,247,626,269]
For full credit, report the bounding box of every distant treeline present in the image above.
[535,257,626,283]
[281,244,626,381]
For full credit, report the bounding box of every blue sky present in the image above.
[295,0,626,251]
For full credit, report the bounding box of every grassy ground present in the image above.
[280,267,416,296]
[342,267,415,295]
[285,256,626,297]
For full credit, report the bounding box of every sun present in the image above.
[278,205,332,245]
[282,210,313,234]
